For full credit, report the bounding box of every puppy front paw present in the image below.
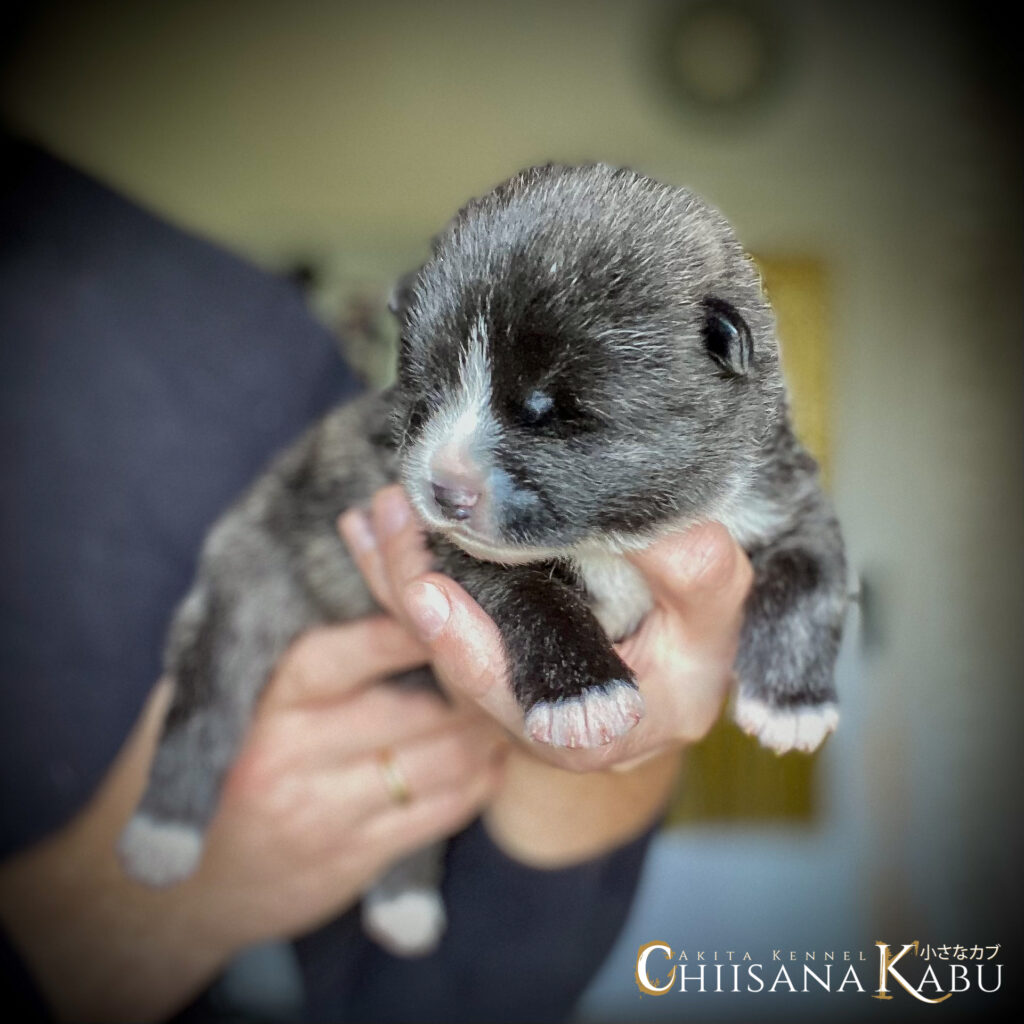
[734,693,838,754]
[524,680,644,748]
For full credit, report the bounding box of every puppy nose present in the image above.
[431,481,479,522]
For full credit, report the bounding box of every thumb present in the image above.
[627,521,753,644]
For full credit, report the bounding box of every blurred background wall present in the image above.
[2,1,1020,1020]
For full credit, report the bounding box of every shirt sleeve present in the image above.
[295,816,657,1024]
[0,925,53,1023]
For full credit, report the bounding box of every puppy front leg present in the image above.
[732,524,847,754]
[445,555,644,749]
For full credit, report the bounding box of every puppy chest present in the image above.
[573,550,653,642]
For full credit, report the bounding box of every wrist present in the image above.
[483,745,681,869]
[0,814,232,1024]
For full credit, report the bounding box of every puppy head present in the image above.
[393,163,784,562]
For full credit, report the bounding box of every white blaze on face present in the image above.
[404,315,500,532]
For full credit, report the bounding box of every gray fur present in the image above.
[119,163,847,946]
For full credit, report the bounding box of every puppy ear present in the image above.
[388,267,421,319]
[701,297,754,376]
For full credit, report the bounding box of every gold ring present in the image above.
[376,748,412,805]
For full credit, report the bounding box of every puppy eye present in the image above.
[521,389,555,426]
[513,387,602,438]
[405,397,430,437]
[702,297,753,376]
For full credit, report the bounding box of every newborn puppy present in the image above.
[119,163,847,950]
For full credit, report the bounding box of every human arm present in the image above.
[0,618,504,1023]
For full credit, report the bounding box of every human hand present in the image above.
[0,616,504,1023]
[190,616,506,945]
[339,485,753,774]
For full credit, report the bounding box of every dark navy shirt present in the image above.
[0,139,360,853]
[0,141,651,1023]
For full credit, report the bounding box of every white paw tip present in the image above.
[117,814,203,886]
[734,695,839,754]
[524,681,644,749]
[362,887,447,957]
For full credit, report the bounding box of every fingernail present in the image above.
[404,580,451,641]
[375,488,411,538]
[338,509,376,554]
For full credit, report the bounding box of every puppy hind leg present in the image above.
[361,842,448,957]
[118,578,314,886]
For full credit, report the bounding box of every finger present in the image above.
[265,617,429,709]
[300,716,506,831]
[363,716,507,811]
[401,573,526,735]
[370,486,435,617]
[627,521,753,648]
[355,754,504,860]
[261,686,490,772]
[337,506,395,616]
